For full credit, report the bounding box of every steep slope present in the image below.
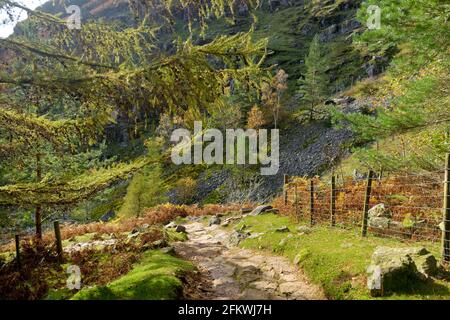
[18,0,376,87]
[3,0,386,204]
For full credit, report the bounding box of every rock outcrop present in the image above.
[367,246,438,296]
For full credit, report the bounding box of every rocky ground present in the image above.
[173,220,324,300]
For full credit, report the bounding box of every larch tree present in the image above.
[261,69,288,129]
[0,0,269,239]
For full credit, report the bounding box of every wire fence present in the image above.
[276,155,450,262]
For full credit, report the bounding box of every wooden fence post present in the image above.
[310,179,315,226]
[442,153,450,263]
[283,174,289,205]
[15,234,21,270]
[361,170,375,237]
[54,221,63,262]
[294,184,299,222]
[330,175,336,227]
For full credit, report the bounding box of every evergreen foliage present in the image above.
[297,34,330,121]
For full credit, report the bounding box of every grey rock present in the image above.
[99,210,116,222]
[297,226,312,234]
[175,225,186,233]
[368,204,392,219]
[368,217,390,229]
[249,205,273,216]
[222,216,242,226]
[367,246,437,296]
[209,215,221,226]
[229,231,250,245]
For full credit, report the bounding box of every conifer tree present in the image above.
[297,35,330,121]
[0,0,268,238]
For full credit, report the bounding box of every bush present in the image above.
[174,177,197,204]
[119,165,168,218]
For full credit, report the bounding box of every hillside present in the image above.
[17,0,378,203]
[0,0,449,304]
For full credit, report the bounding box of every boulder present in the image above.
[367,246,437,296]
[249,205,273,216]
[222,216,242,226]
[175,225,186,233]
[99,210,116,222]
[229,231,250,245]
[368,217,390,229]
[297,226,312,234]
[209,215,221,226]
[368,204,392,219]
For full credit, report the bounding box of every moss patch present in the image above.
[235,214,450,300]
[71,250,194,300]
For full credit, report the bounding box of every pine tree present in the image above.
[332,0,450,173]
[297,35,330,121]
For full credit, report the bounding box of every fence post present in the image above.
[330,175,336,227]
[442,153,450,263]
[294,184,299,222]
[15,234,21,270]
[54,221,63,262]
[361,170,375,237]
[310,179,315,226]
[283,174,289,205]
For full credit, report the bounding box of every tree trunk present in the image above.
[35,154,42,239]
[35,206,42,239]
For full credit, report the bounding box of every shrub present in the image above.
[119,165,168,218]
[174,177,197,204]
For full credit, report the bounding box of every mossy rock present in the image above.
[367,246,438,296]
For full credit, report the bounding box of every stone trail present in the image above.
[173,222,324,300]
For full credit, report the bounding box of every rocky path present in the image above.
[173,221,324,300]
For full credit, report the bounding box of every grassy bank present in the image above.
[233,214,450,300]
[71,250,194,300]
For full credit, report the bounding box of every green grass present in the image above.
[233,214,450,300]
[71,250,194,300]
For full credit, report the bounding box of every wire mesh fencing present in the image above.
[277,160,449,262]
